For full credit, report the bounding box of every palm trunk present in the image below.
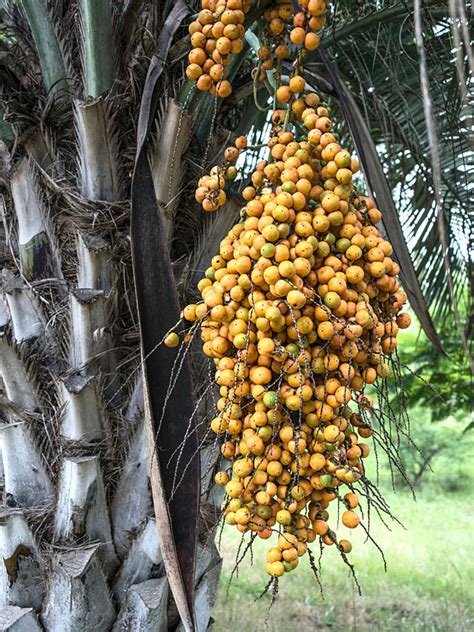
[0,1,230,629]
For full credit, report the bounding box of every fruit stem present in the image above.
[253,60,271,112]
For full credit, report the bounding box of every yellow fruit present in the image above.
[164,332,179,347]
[184,2,408,580]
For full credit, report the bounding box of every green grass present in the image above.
[213,486,474,631]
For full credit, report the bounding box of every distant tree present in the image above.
[389,329,473,488]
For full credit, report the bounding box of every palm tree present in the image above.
[0,1,471,630]
[0,1,220,629]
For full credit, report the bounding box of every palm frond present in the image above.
[79,0,115,98]
[18,0,67,96]
[414,0,473,370]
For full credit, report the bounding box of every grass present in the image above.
[213,483,474,631]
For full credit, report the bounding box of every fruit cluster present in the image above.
[289,0,327,49]
[195,136,247,212]
[259,0,326,69]
[177,0,411,582]
[186,1,330,98]
[186,0,252,96]
[174,89,411,577]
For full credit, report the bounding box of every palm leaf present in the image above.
[413,0,473,371]
[17,0,67,96]
[80,0,114,98]
[131,3,199,630]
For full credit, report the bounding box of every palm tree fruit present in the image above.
[257,1,326,76]
[188,0,329,98]
[183,88,409,577]
[195,139,246,212]
[187,0,252,96]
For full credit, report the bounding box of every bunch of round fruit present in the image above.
[289,0,327,51]
[186,0,251,96]
[256,0,326,78]
[175,86,411,579]
[186,1,329,97]
[195,136,247,212]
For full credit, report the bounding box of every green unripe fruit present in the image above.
[324,178,338,191]
[263,391,278,408]
[282,181,296,194]
[324,291,341,309]
[317,241,331,257]
[319,474,334,487]
[328,211,344,226]
[291,485,306,500]
[256,505,272,519]
[258,425,273,441]
[233,333,248,349]
[312,357,325,374]
[205,267,216,280]
[336,238,351,252]
[334,184,351,200]
[260,243,276,258]
[226,166,238,180]
[295,149,309,162]
[228,499,242,512]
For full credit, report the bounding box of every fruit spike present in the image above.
[187,0,252,97]
[172,89,410,578]
[195,136,246,212]
[186,1,330,98]
[175,0,411,583]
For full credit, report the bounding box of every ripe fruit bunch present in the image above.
[186,0,252,97]
[186,0,328,96]
[195,136,247,212]
[176,87,411,579]
[256,1,326,80]
[257,3,293,75]
[289,0,327,51]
